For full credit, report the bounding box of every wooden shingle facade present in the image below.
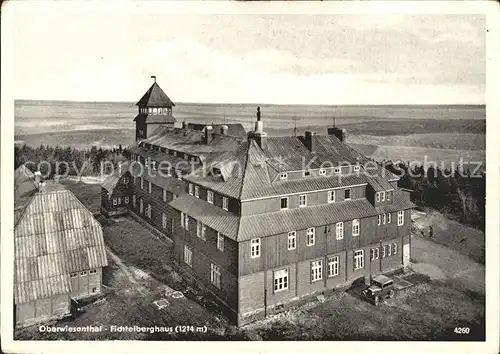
[114,81,416,326]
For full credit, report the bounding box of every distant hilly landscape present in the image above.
[14,100,486,169]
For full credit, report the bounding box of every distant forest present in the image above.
[14,144,126,177]
[14,144,485,231]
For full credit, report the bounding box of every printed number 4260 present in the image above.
[454,327,470,334]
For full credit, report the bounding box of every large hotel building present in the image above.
[101,79,415,325]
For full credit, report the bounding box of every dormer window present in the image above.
[319,169,326,176]
[279,172,288,180]
[376,192,381,202]
[381,191,386,201]
[303,170,311,177]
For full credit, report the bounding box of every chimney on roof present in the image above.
[34,171,41,191]
[328,126,347,143]
[220,125,229,135]
[248,106,267,148]
[204,125,214,144]
[304,131,316,152]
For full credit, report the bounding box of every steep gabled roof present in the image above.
[102,161,131,193]
[136,82,175,107]
[14,188,108,304]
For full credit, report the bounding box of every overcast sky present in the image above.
[11,10,485,104]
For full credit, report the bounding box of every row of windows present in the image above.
[279,165,361,181]
[375,191,391,203]
[180,213,225,252]
[140,107,172,115]
[370,243,398,260]
[183,245,222,289]
[70,269,97,278]
[377,211,405,226]
[251,212,404,258]
[280,189,352,210]
[135,149,199,167]
[273,254,343,292]
[112,196,130,206]
[188,183,229,211]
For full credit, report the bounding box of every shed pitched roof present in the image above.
[136,82,175,107]
[14,189,108,304]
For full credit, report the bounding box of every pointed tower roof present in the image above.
[136,82,175,107]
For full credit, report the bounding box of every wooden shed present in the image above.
[14,184,108,326]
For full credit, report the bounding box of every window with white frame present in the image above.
[279,172,288,180]
[328,190,336,203]
[311,260,323,282]
[377,215,382,226]
[344,189,351,200]
[146,204,151,218]
[194,185,200,198]
[352,219,360,236]
[140,199,144,214]
[280,197,289,210]
[336,222,344,240]
[387,243,392,256]
[393,243,398,255]
[387,192,391,201]
[217,232,224,251]
[149,107,153,114]
[113,198,117,206]
[288,231,296,250]
[319,169,326,176]
[196,221,206,240]
[353,165,360,172]
[118,197,122,205]
[299,195,307,207]
[148,181,152,193]
[132,195,136,207]
[328,256,339,277]
[306,227,315,246]
[125,196,129,204]
[381,191,386,201]
[210,263,221,289]
[207,190,214,204]
[162,213,167,229]
[398,210,405,225]
[334,167,341,174]
[188,183,194,195]
[376,192,381,202]
[222,196,229,211]
[382,245,386,258]
[354,250,364,270]
[370,248,380,261]
[163,189,167,202]
[274,269,289,292]
[251,238,260,258]
[387,212,391,223]
[382,213,386,225]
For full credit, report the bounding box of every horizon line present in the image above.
[13,98,486,107]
